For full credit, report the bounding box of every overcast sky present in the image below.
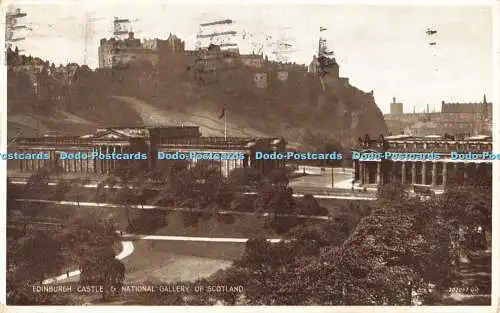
[5,1,494,114]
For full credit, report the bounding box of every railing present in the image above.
[157,137,282,150]
[354,140,492,153]
[12,137,131,146]
[159,136,255,145]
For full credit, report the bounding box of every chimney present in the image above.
[483,94,487,103]
[393,97,396,103]
[128,32,134,39]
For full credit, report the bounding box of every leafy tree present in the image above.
[8,231,66,285]
[376,180,409,202]
[227,167,262,188]
[229,195,254,212]
[441,184,492,251]
[80,256,125,301]
[232,238,298,304]
[61,209,122,301]
[197,183,464,305]
[296,194,329,216]
[65,178,91,207]
[23,169,50,198]
[51,179,71,201]
[266,168,289,186]
[7,178,21,219]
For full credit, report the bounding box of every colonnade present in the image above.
[17,145,130,175]
[354,160,492,186]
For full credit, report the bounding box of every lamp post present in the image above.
[331,163,334,189]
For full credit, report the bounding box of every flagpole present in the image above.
[224,109,227,141]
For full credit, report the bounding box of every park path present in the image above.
[441,249,492,305]
[15,198,375,223]
[120,233,284,243]
[41,234,285,286]
[41,241,135,285]
[10,179,376,201]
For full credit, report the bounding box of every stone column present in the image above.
[401,162,406,184]
[365,163,373,184]
[421,162,427,185]
[411,162,416,185]
[83,150,86,173]
[20,150,24,172]
[93,147,97,174]
[119,145,124,170]
[105,146,109,174]
[113,146,117,172]
[442,162,447,186]
[359,162,365,185]
[366,163,371,184]
[376,162,381,185]
[78,152,83,173]
[100,146,104,174]
[431,162,437,186]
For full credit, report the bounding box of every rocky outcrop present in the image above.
[7,49,387,148]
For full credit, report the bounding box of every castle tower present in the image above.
[390,97,403,115]
[317,28,339,79]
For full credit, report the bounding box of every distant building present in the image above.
[384,95,492,136]
[307,54,352,90]
[389,97,403,115]
[441,95,492,115]
[254,73,268,88]
[308,54,339,78]
[6,47,47,74]
[98,32,186,68]
[308,55,319,74]
[239,54,265,68]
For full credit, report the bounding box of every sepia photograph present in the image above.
[2,0,495,307]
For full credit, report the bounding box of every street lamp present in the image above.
[331,164,334,189]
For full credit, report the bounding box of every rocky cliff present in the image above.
[7,50,387,149]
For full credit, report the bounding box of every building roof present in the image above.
[385,135,413,140]
[466,135,491,140]
[424,135,442,139]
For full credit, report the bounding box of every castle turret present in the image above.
[390,97,403,115]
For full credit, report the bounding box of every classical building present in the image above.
[352,134,492,189]
[7,126,286,178]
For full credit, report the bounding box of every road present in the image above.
[291,166,354,189]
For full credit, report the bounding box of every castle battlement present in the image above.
[98,32,186,68]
